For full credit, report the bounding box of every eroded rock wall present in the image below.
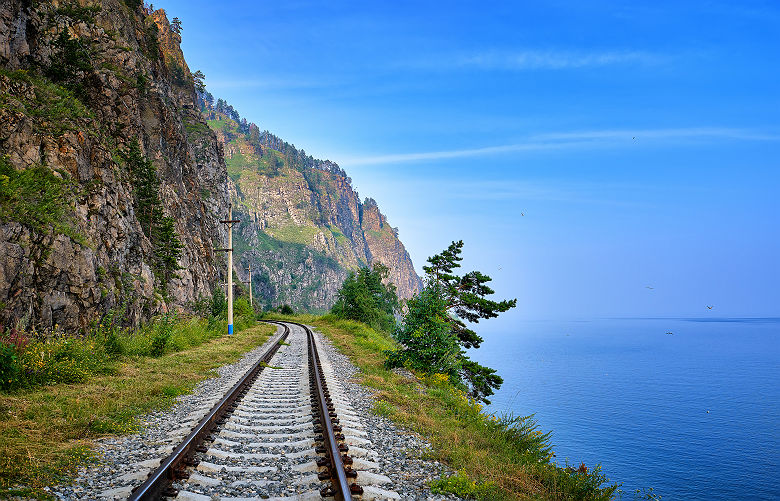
[0,1,228,332]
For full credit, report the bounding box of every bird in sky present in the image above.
[632,136,637,140]
[645,286,654,290]
[706,305,714,309]
[521,212,525,216]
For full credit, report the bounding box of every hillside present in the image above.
[203,101,422,311]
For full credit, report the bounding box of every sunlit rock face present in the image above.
[0,2,228,332]
[207,104,421,312]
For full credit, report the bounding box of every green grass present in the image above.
[183,116,211,140]
[0,69,93,136]
[0,156,83,244]
[329,225,351,248]
[206,118,231,131]
[264,313,618,500]
[0,318,274,499]
[226,149,251,180]
[265,223,323,246]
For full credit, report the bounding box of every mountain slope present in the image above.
[203,103,422,311]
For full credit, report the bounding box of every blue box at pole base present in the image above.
[228,324,233,335]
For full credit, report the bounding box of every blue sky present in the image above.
[162,0,780,320]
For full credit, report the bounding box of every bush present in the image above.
[95,309,125,357]
[149,315,173,357]
[16,336,113,387]
[0,156,81,242]
[279,304,294,315]
[330,263,398,333]
[0,342,19,390]
[233,297,253,317]
[211,286,227,317]
[430,470,499,500]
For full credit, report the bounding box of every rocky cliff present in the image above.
[0,0,228,332]
[204,103,422,311]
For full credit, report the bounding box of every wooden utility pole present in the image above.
[245,263,252,308]
[218,203,240,335]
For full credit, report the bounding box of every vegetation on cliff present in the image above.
[201,94,421,312]
[0,155,81,245]
[121,140,184,295]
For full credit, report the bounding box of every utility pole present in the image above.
[244,263,253,308]
[218,203,240,335]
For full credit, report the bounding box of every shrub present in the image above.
[211,286,227,317]
[279,304,294,315]
[0,342,19,390]
[233,296,253,317]
[149,315,173,357]
[330,263,398,333]
[95,309,125,357]
[430,470,500,500]
[0,156,82,242]
[16,336,113,387]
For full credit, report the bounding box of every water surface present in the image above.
[474,318,779,500]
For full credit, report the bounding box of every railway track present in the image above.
[128,321,398,501]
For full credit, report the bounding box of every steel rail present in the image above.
[299,321,356,500]
[128,321,290,501]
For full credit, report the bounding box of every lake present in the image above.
[473,317,780,500]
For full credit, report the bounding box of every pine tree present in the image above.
[122,140,183,295]
[193,70,206,93]
[387,240,516,403]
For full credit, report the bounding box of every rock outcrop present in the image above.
[0,1,228,332]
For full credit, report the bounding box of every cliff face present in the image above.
[0,1,228,332]
[206,107,422,311]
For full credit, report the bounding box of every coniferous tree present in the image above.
[193,70,206,93]
[387,240,516,403]
[122,140,183,296]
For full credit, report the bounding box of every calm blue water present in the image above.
[472,318,780,500]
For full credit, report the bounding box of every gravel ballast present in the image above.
[52,323,464,500]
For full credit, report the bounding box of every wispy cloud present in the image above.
[338,127,780,166]
[533,127,780,142]
[401,49,664,72]
[455,49,659,70]
[207,76,341,91]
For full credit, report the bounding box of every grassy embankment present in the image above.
[0,315,275,499]
[266,313,618,501]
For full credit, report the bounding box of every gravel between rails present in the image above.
[51,323,463,500]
